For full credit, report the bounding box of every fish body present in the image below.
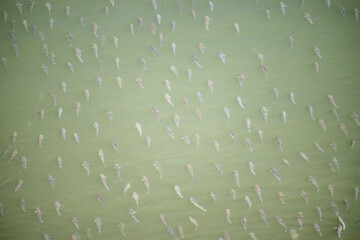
[129,24,134,35]
[308,176,319,192]
[288,36,294,47]
[199,42,205,55]
[189,216,198,230]
[150,46,158,56]
[114,164,121,180]
[328,184,334,198]
[174,185,184,198]
[313,223,322,237]
[300,190,308,205]
[244,196,252,210]
[355,8,359,21]
[187,164,194,181]
[114,57,120,70]
[14,179,23,192]
[237,73,246,88]
[94,217,102,235]
[241,217,247,231]
[278,191,286,205]
[283,159,291,168]
[280,2,287,16]
[233,170,240,188]
[74,47,84,63]
[171,21,176,32]
[281,111,287,125]
[178,226,184,239]
[160,214,168,226]
[225,209,232,224]
[276,216,287,232]
[331,141,337,152]
[297,212,303,230]
[244,138,253,152]
[35,207,44,223]
[213,140,220,153]
[266,9,271,20]
[204,16,210,31]
[141,176,150,194]
[57,157,63,170]
[308,105,315,120]
[123,183,131,196]
[171,42,176,55]
[245,119,251,134]
[9,149,18,162]
[110,139,119,154]
[39,134,44,147]
[133,192,139,208]
[234,22,239,34]
[350,139,356,152]
[119,222,126,237]
[224,107,230,122]
[20,156,28,171]
[190,197,207,212]
[328,95,339,109]
[73,133,80,146]
[299,152,309,162]
[47,175,54,191]
[165,94,174,107]
[49,18,54,30]
[340,123,348,137]
[22,19,28,32]
[332,157,340,172]
[100,174,109,191]
[304,13,314,24]
[314,47,323,59]
[93,122,99,136]
[129,208,140,223]
[258,209,268,225]
[208,79,214,92]
[254,185,263,202]
[316,206,322,222]
[20,198,26,212]
[82,161,90,176]
[214,162,223,175]
[145,137,151,150]
[182,135,190,145]
[174,114,180,131]
[166,126,175,140]
[261,106,269,123]
[210,192,216,203]
[230,189,236,200]
[219,52,226,64]
[153,161,162,178]
[248,161,256,175]
[339,7,345,18]
[67,62,74,74]
[331,201,339,216]
[270,167,281,182]
[275,137,284,152]
[72,217,80,230]
[158,33,163,45]
[140,58,147,70]
[92,43,98,59]
[170,65,178,77]
[134,122,142,136]
[314,142,325,152]
[290,92,296,104]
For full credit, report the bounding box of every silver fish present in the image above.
[279,2,287,16]
[266,9,271,20]
[233,170,240,188]
[94,217,102,235]
[236,97,246,109]
[133,192,139,208]
[225,209,232,224]
[129,208,140,223]
[309,176,319,192]
[275,216,287,232]
[314,47,323,59]
[171,20,176,32]
[114,163,121,180]
[190,197,207,213]
[153,161,162,178]
[35,207,44,223]
[74,47,84,63]
[20,198,26,212]
[261,106,269,123]
[224,107,230,122]
[73,133,80,146]
[100,174,109,191]
[270,167,281,182]
[244,138,253,152]
[258,209,268,225]
[281,111,287,125]
[248,161,256,175]
[119,222,126,237]
[123,183,131,196]
[316,206,322,222]
[339,6,345,18]
[288,36,294,47]
[275,137,284,152]
[308,105,315,120]
[313,223,322,237]
[174,185,184,198]
[219,52,226,64]
[82,161,90,176]
[304,13,314,24]
[72,217,80,230]
[241,217,247,231]
[145,137,151,150]
[297,212,303,230]
[314,142,325,152]
[328,184,334,199]
[290,92,296,104]
[214,162,223,175]
[299,152,309,162]
[141,176,150,194]
[192,54,203,68]
[47,175,54,191]
[166,126,175,140]
[244,196,252,210]
[110,139,119,154]
[300,190,308,205]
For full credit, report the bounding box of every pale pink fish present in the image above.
[134,77,143,89]
[20,156,28,171]
[100,174,109,191]
[14,179,23,192]
[241,217,247,231]
[140,58,147,70]
[15,1,23,15]
[158,33,163,46]
[73,133,80,146]
[225,209,232,224]
[318,118,326,133]
[273,88,279,100]
[57,107,63,120]
[308,176,319,192]
[214,140,220,153]
[164,94,174,107]
[214,162,223,175]
[123,183,131,196]
[194,134,200,149]
[187,164,194,181]
[237,73,246,88]
[329,141,337,153]
[141,176,150,194]
[261,106,269,123]
[177,2,182,14]
[178,226,184,239]
[340,123,348,137]
[257,130,263,141]
[258,209,268,225]
[74,47,84,63]
[332,157,340,172]
[314,142,324,152]
[95,76,103,90]
[171,20,176,32]
[300,190,308,205]
[114,57,120,70]
[271,167,282,182]
[174,114,180,131]
[57,157,63,170]
[119,222,126,237]
[204,16,210,31]
[20,198,26,212]
[254,185,263,202]
[244,138,253,152]
[129,23,134,35]
[67,62,74,74]
[244,196,252,210]
[189,216,198,230]
[330,201,339,216]
[278,191,286,205]
[160,214,168,226]
[35,207,44,223]
[98,149,106,166]
[288,36,294,47]
[75,102,81,117]
[195,109,202,121]
[152,108,160,122]
[65,6,70,16]
[314,61,319,73]
[49,18,54,30]
[82,161,90,176]
[164,79,171,92]
[104,6,109,16]
[261,64,268,77]
[183,97,188,110]
[275,137,284,152]
[350,139,355,152]
[9,149,18,162]
[207,79,214,92]
[328,94,339,108]
[92,23,98,37]
[316,206,323,222]
[72,217,80,230]
[248,161,256,175]
[12,19,16,33]
[92,43,99,59]
[39,134,44,148]
[283,159,292,167]
[233,170,240,188]
[328,184,334,199]
[210,192,216,203]
[94,216,102,234]
[45,2,51,15]
[116,77,123,90]
[230,189,236,200]
[275,216,287,232]
[297,212,303,230]
[304,13,314,24]
[132,192,139,208]
[199,42,205,55]
[299,152,309,162]
[313,223,322,237]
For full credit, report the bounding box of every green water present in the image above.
[0,0,360,239]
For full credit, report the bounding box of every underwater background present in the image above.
[0,0,359,239]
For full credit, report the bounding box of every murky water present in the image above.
[0,0,359,239]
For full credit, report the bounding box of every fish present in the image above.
[116,77,123,90]
[140,58,147,70]
[209,1,214,12]
[74,47,84,63]
[183,97,188,110]
[178,226,184,239]
[100,174,109,191]
[288,36,294,47]
[244,138,253,152]
[150,46,158,57]
[309,176,319,192]
[65,32,73,48]
[314,142,325,152]
[145,137,151,150]
[92,43,98,59]
[214,163,223,175]
[230,189,236,200]
[350,139,356,152]
[92,23,98,37]
[328,162,336,173]
[35,207,44,223]
[11,19,16,33]
[79,17,85,27]
[45,2,51,15]
[355,8,359,22]
[2,58,7,68]
[219,52,226,64]
[331,201,339,216]
[22,19,28,33]
[275,137,284,152]
[344,198,349,213]
[340,123,348,137]
[9,149,18,162]
[187,164,194,181]
[234,22,239,34]
[304,13,314,24]
[254,185,263,202]
[330,141,337,152]
[225,209,232,224]
[75,102,81,117]
[153,161,162,178]
[14,179,23,192]
[278,191,286,205]
[20,198,26,212]
[93,122,99,136]
[273,88,279,99]
[282,159,291,169]
[158,33,163,46]
[212,140,220,153]
[210,192,216,203]
[181,135,189,145]
[49,18,54,30]
[190,197,207,213]
[118,222,126,237]
[258,209,268,225]
[174,185,184,198]
[171,21,176,32]
[171,42,176,55]
[113,36,119,49]
[339,6,345,18]
[151,0,158,13]
[60,82,67,94]
[20,156,28,171]
[192,54,203,68]
[297,212,303,230]
[326,0,330,10]
[114,164,121,180]
[133,192,139,208]
[73,133,80,146]
[204,16,210,31]
[241,217,247,231]
[67,62,74,74]
[114,57,120,70]
[164,79,171,92]
[155,14,161,25]
[233,170,240,188]
[174,114,180,131]
[104,6,109,16]
[316,206,322,222]
[160,214,168,226]
[281,111,287,125]
[354,187,359,202]
[332,157,340,172]
[129,208,140,223]
[248,161,256,175]
[135,77,144,89]
[275,216,287,232]
[123,183,131,196]
[308,105,315,120]
[186,69,192,82]
[166,126,175,140]
[237,73,247,88]
[208,79,214,92]
[82,161,90,176]
[314,47,323,59]
[66,6,70,16]
[300,190,308,205]
[57,157,63,170]
[189,216,198,230]
[244,196,252,210]
[314,61,319,73]
[337,215,346,230]
[94,217,102,235]
[72,217,80,230]
[290,92,296,104]
[129,23,134,35]
[261,106,269,123]
[3,12,7,24]
[250,232,257,240]
[110,139,119,154]
[313,223,322,237]
[199,42,205,55]
[134,122,142,136]
[265,9,271,20]
[332,108,339,121]
[47,175,54,191]
[224,107,230,122]
[3,144,10,158]
[328,184,334,199]
[165,94,174,107]
[279,2,287,16]
[61,128,66,141]
[170,65,178,77]
[39,134,44,148]
[11,43,19,58]
[141,176,150,194]
[270,167,281,182]
[299,152,309,162]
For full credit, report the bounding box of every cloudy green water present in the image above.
[0,0,360,239]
